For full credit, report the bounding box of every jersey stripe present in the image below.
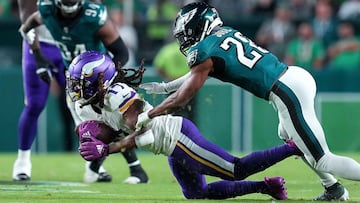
[177,134,234,178]
[272,81,325,161]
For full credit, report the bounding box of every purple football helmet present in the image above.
[67,51,117,101]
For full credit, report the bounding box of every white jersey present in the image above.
[140,115,182,156]
[101,82,183,156]
[66,96,101,126]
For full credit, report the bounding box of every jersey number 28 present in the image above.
[220,32,268,69]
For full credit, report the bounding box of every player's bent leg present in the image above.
[316,152,360,180]
[234,142,301,180]
[299,156,350,201]
[204,177,287,200]
[121,149,149,184]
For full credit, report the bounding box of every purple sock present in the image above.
[234,144,295,179]
[207,180,265,199]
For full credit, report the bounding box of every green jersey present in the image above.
[38,0,107,67]
[187,26,288,100]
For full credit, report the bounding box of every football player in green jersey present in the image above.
[137,2,360,201]
[18,0,148,184]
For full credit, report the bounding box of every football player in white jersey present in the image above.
[68,51,305,200]
[66,50,149,184]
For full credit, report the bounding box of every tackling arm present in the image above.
[135,59,212,130]
[148,59,213,118]
[139,72,191,94]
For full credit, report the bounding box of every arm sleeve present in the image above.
[164,72,191,93]
[106,36,129,66]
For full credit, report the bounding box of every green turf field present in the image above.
[0,152,359,203]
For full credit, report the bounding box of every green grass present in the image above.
[0,152,359,203]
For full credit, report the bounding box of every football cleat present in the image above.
[314,182,349,201]
[12,159,31,181]
[264,176,287,200]
[13,173,31,181]
[97,172,112,182]
[84,162,112,183]
[123,165,149,184]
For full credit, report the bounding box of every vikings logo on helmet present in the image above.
[67,51,117,101]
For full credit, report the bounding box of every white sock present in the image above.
[17,149,31,161]
[128,160,140,167]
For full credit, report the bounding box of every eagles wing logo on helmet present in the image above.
[174,8,197,35]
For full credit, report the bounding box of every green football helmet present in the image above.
[173,2,223,55]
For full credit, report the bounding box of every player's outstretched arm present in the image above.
[139,72,191,94]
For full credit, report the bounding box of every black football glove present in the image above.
[33,49,58,84]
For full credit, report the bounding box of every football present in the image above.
[75,120,118,144]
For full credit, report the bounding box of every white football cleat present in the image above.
[123,176,142,184]
[83,162,112,183]
[13,159,31,181]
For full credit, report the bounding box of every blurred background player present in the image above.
[284,21,325,70]
[18,0,148,184]
[13,0,67,181]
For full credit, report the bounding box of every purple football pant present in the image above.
[18,41,66,150]
[168,118,297,199]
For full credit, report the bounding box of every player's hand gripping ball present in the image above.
[75,120,118,144]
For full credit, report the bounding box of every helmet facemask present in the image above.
[56,0,84,17]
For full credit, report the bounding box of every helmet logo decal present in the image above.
[174,8,197,33]
[187,49,198,67]
[81,55,106,77]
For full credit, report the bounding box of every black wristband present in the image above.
[106,37,129,66]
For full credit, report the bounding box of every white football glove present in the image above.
[19,26,36,45]
[139,82,168,94]
[135,109,152,131]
